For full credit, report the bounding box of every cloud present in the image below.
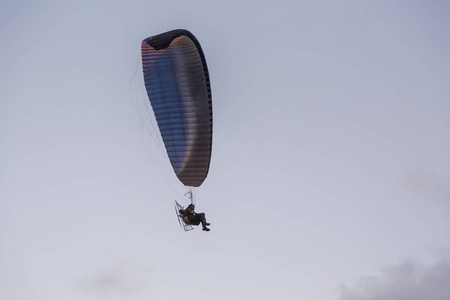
[76,260,154,299]
[338,261,450,300]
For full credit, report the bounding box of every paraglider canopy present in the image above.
[141,29,213,187]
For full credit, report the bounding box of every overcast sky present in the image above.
[2,1,450,299]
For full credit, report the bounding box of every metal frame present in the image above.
[174,200,194,232]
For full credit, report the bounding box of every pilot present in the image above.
[179,204,210,231]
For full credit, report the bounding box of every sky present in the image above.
[1,0,450,299]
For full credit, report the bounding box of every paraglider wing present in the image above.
[141,29,212,187]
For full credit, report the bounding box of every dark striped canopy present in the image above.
[141,29,212,187]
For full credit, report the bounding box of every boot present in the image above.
[202,227,210,231]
